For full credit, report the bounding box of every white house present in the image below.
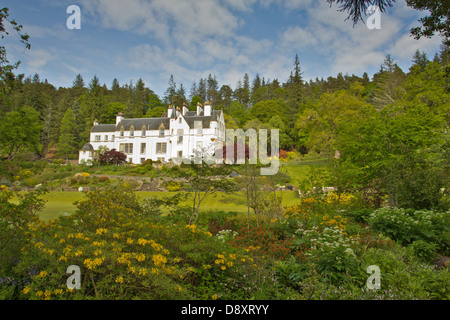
[78,102,226,165]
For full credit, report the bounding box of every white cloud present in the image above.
[25,48,57,72]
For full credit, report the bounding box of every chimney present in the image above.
[167,106,173,118]
[93,119,99,126]
[182,103,189,116]
[116,113,124,125]
[204,101,211,116]
[197,102,203,116]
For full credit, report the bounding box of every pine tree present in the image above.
[411,49,429,72]
[57,107,78,158]
[164,75,177,105]
[73,74,85,88]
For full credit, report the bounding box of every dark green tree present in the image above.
[57,108,79,158]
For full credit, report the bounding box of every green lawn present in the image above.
[15,159,328,221]
[32,190,301,221]
[280,159,330,189]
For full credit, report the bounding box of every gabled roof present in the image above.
[91,124,116,133]
[183,110,221,128]
[90,109,223,133]
[117,118,170,131]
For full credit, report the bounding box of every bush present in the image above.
[410,240,439,263]
[98,149,127,165]
[11,186,284,300]
[166,181,182,192]
[367,207,450,254]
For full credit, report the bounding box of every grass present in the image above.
[28,190,301,221]
[13,159,329,221]
[280,159,330,189]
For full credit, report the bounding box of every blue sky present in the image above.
[3,0,443,97]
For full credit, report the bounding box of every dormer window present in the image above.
[120,127,124,137]
[179,118,182,124]
[141,126,146,137]
[130,126,135,137]
[159,123,165,137]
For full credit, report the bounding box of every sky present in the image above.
[2,0,444,98]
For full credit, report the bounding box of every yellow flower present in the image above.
[212,294,218,300]
[37,270,48,278]
[135,253,146,262]
[95,228,108,235]
[22,287,31,295]
[221,266,226,270]
[138,268,148,276]
[35,242,44,248]
[115,276,124,284]
[152,254,167,267]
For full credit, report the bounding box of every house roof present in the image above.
[117,118,171,130]
[91,124,116,133]
[91,110,222,133]
[80,143,94,151]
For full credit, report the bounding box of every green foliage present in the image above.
[57,108,79,158]
[0,105,42,160]
[0,188,45,277]
[367,207,450,254]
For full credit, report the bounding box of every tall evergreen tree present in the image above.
[57,107,79,158]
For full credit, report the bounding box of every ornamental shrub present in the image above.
[367,207,450,254]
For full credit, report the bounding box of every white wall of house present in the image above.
[79,103,225,165]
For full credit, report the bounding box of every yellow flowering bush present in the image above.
[12,186,277,300]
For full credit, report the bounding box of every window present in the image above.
[104,135,108,141]
[95,135,101,141]
[177,129,183,144]
[112,135,115,141]
[130,127,134,137]
[156,142,167,154]
[142,129,146,137]
[178,151,183,158]
[119,143,134,155]
[140,158,146,164]
[157,157,165,162]
[179,118,182,124]
[140,143,146,154]
[120,128,124,137]
[159,128,165,137]
[195,121,202,135]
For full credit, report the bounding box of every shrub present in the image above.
[98,149,127,165]
[367,207,450,254]
[410,240,439,263]
[166,181,182,192]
